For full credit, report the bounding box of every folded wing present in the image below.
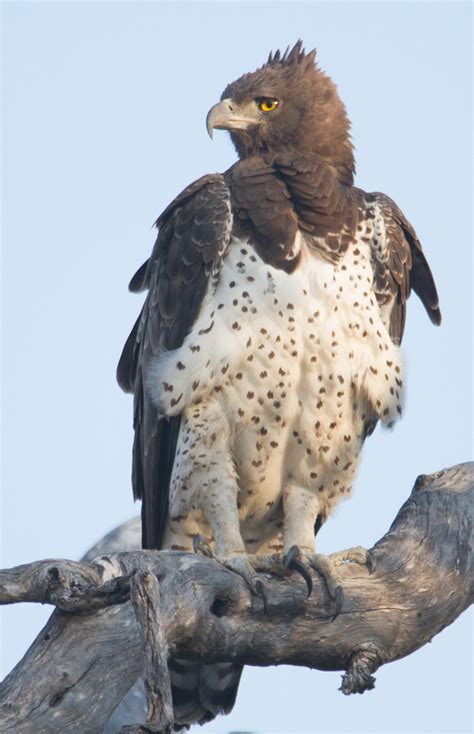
[117,174,233,549]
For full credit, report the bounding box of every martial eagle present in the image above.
[117,41,440,726]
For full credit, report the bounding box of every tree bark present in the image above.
[0,463,472,733]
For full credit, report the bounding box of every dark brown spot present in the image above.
[199,321,214,335]
[170,394,183,407]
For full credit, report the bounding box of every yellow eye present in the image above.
[258,98,280,113]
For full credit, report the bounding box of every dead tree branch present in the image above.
[0,463,472,733]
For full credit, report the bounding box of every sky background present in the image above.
[1,1,472,732]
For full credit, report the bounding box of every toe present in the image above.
[330,545,375,573]
[221,554,266,603]
[192,534,214,557]
[308,553,344,618]
[283,546,313,597]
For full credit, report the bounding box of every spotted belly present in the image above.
[151,235,403,549]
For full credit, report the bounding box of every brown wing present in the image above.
[117,174,232,549]
[370,192,441,344]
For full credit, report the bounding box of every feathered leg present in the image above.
[173,399,267,599]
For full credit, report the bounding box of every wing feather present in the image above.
[371,192,441,344]
[117,174,232,549]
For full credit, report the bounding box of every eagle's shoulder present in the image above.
[117,172,232,393]
[155,173,229,228]
[128,174,230,295]
[361,190,441,344]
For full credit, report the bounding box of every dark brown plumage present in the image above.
[222,43,355,185]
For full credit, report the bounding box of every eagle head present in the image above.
[206,40,355,185]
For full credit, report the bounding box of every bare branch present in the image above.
[0,463,472,733]
[130,570,173,732]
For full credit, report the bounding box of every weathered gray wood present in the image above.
[0,463,472,733]
[129,570,173,732]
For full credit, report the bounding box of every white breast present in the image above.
[149,233,403,526]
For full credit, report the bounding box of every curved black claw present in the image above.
[192,534,214,557]
[283,545,313,597]
[366,551,377,575]
[332,585,344,621]
[255,579,268,613]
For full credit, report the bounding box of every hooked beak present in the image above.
[206,98,254,139]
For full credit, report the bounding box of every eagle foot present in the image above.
[192,534,214,558]
[283,545,344,619]
[282,545,374,619]
[219,552,269,611]
[192,538,269,610]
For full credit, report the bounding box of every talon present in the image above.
[367,551,376,574]
[192,534,213,557]
[283,545,313,597]
[332,585,344,621]
[255,579,268,613]
[289,558,313,597]
[283,544,301,571]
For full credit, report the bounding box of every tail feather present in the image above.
[169,659,243,728]
[199,663,244,717]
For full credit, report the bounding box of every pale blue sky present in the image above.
[1,2,472,732]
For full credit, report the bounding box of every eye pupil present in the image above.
[258,98,279,112]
